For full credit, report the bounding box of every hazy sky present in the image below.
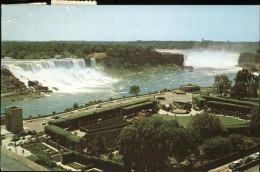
[2,5,259,42]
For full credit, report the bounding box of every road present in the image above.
[23,94,153,132]
[209,152,259,172]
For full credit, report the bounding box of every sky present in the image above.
[1,5,259,42]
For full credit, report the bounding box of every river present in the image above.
[1,49,241,118]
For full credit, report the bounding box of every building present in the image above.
[180,84,200,92]
[5,106,23,134]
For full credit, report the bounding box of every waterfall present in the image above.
[156,49,240,69]
[90,58,96,68]
[1,58,116,93]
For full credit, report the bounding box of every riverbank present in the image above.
[101,64,193,78]
[1,91,45,103]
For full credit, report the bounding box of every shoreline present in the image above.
[102,65,193,78]
[1,92,46,103]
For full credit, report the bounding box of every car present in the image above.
[240,156,252,164]
[96,105,102,108]
[250,152,259,160]
[228,160,241,169]
[42,121,46,125]
[52,116,60,119]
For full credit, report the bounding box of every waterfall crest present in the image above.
[157,49,240,69]
[1,58,116,92]
[90,58,96,68]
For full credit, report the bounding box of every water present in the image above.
[1,50,241,118]
[90,58,96,68]
[1,58,116,93]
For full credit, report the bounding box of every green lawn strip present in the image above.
[156,114,248,127]
[217,116,248,126]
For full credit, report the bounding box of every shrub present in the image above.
[200,136,233,159]
[44,125,82,149]
[207,101,251,113]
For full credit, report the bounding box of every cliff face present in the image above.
[88,52,184,66]
[238,52,260,71]
[1,68,27,93]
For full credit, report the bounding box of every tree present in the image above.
[213,75,232,96]
[117,117,192,171]
[73,103,79,109]
[129,85,140,96]
[228,134,245,151]
[188,111,224,139]
[200,136,232,159]
[248,82,258,98]
[230,82,247,99]
[233,68,259,98]
[249,106,259,136]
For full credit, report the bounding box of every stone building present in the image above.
[180,84,200,92]
[5,106,23,134]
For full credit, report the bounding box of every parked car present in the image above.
[96,105,102,108]
[240,156,252,164]
[52,116,60,119]
[228,160,241,169]
[42,121,46,125]
[250,152,259,160]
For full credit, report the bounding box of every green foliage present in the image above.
[230,82,247,99]
[73,152,124,171]
[122,101,155,115]
[129,85,140,96]
[173,101,181,109]
[200,136,233,159]
[207,101,251,113]
[228,134,245,151]
[62,151,75,164]
[213,75,232,96]
[202,95,258,107]
[50,98,155,128]
[117,116,192,171]
[188,112,224,139]
[193,96,206,109]
[232,68,259,98]
[44,125,82,149]
[73,103,79,109]
[249,106,259,136]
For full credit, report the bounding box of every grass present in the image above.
[156,114,248,127]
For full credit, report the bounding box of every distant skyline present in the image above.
[2,5,259,42]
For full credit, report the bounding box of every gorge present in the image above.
[1,49,244,118]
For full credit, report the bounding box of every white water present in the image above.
[1,58,117,93]
[157,49,240,69]
[90,58,96,68]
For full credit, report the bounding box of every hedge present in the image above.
[122,101,155,115]
[44,125,82,149]
[74,153,125,171]
[193,96,206,108]
[62,151,75,164]
[224,124,250,136]
[49,98,156,129]
[173,102,181,109]
[203,96,258,107]
[206,101,251,113]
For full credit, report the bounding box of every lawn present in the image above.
[156,114,248,127]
